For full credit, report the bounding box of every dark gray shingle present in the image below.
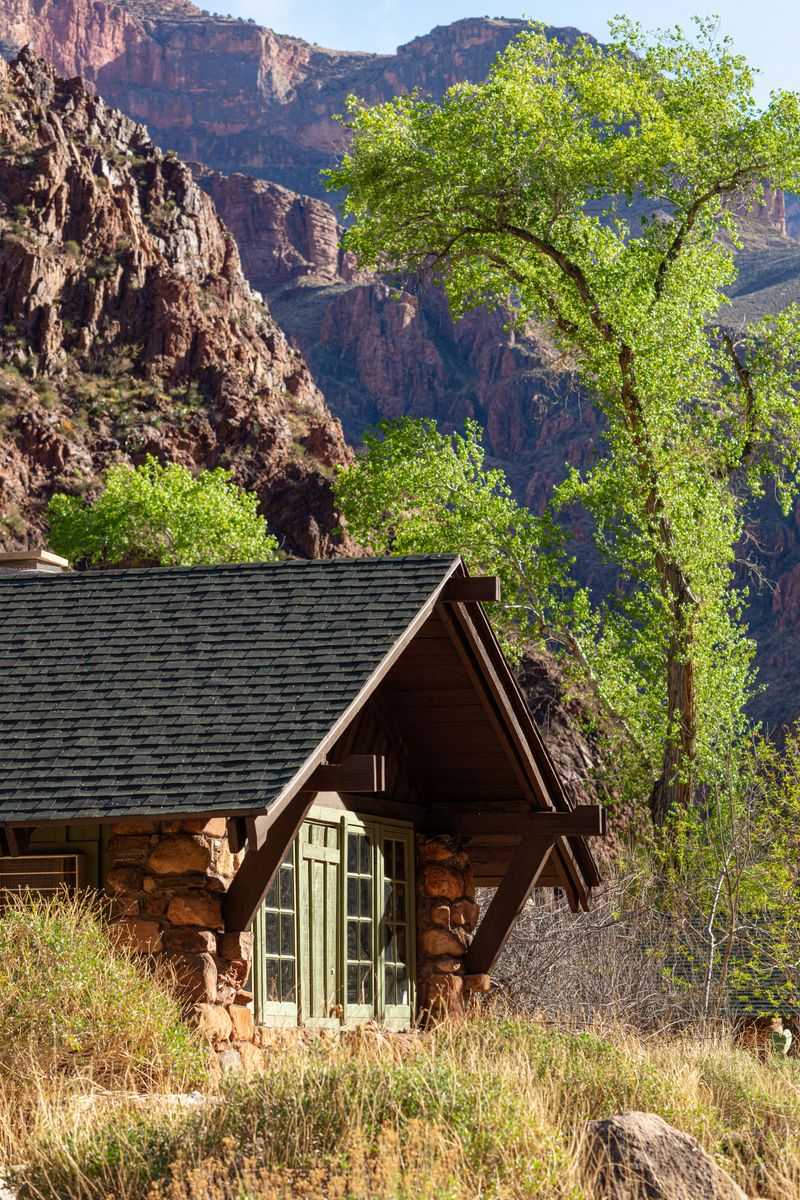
[0,555,458,822]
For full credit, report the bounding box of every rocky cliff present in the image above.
[0,49,350,556]
[0,3,587,195]
[4,0,800,731]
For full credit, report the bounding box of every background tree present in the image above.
[49,457,279,568]
[328,19,800,821]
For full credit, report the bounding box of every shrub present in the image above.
[0,891,204,1089]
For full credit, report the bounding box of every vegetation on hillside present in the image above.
[48,456,280,568]
[329,18,800,823]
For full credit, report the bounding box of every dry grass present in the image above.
[7,1018,800,1199]
[0,892,205,1165]
[5,894,800,1198]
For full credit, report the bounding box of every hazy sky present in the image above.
[220,1,797,105]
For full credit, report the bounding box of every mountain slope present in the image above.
[0,49,350,555]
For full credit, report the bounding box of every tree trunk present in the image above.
[650,564,697,825]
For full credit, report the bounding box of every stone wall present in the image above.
[416,834,490,1019]
[105,817,259,1062]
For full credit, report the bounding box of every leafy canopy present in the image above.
[329,19,800,814]
[49,457,279,568]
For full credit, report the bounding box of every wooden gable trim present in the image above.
[223,559,470,931]
[436,598,601,896]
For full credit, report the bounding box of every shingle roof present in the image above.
[0,555,459,823]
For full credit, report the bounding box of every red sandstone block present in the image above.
[166,892,223,928]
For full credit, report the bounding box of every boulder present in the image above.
[585,1112,748,1200]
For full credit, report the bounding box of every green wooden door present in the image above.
[253,810,415,1030]
[298,817,342,1027]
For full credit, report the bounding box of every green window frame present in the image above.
[253,807,416,1031]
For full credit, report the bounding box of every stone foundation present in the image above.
[415,834,490,1020]
[106,817,258,1061]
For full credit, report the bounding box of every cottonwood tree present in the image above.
[329,20,800,821]
[49,456,279,568]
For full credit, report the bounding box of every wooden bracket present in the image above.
[307,753,387,794]
[464,836,555,975]
[441,576,501,603]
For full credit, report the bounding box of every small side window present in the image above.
[0,854,82,908]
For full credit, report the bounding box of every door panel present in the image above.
[299,819,341,1026]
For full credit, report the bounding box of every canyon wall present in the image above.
[0,50,350,557]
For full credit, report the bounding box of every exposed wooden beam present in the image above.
[0,826,33,856]
[307,754,387,793]
[425,806,607,838]
[464,836,555,975]
[441,576,501,603]
[224,789,318,931]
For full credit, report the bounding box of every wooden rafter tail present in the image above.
[464,836,556,976]
[224,788,318,932]
[441,576,501,603]
[0,825,33,856]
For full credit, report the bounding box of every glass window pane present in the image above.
[396,965,409,1005]
[347,920,358,960]
[383,880,393,921]
[359,965,372,1003]
[384,923,395,962]
[359,921,372,960]
[263,875,279,909]
[265,911,279,955]
[394,883,405,922]
[394,841,406,880]
[384,840,394,878]
[360,835,371,874]
[280,913,294,957]
[360,877,372,918]
[396,926,407,966]
[347,877,358,916]
[347,963,359,1003]
[280,959,295,1003]
[266,957,280,1001]
[279,865,294,910]
[385,964,396,1006]
[347,834,359,873]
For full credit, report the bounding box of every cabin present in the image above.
[0,550,605,1052]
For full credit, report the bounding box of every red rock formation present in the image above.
[0,50,350,556]
[191,165,362,286]
[0,4,585,195]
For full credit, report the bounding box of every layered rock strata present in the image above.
[0,50,351,555]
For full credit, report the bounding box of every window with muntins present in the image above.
[253,809,415,1030]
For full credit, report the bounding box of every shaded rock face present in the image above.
[191,165,362,287]
[0,51,351,556]
[585,1111,747,1200]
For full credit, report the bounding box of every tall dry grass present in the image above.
[8,1018,800,1200]
[0,891,205,1166]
